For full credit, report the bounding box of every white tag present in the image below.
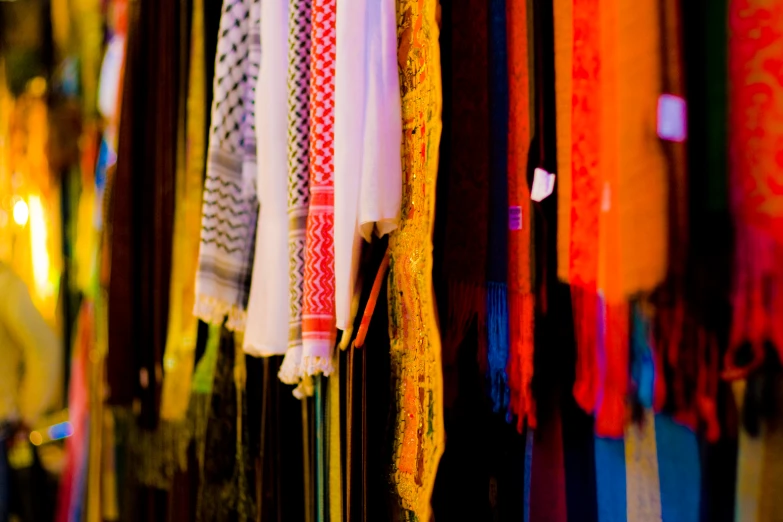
[530,168,556,202]
[601,182,611,212]
[657,94,687,142]
[508,206,522,230]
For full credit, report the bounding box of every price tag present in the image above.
[508,206,522,230]
[657,94,687,142]
[530,168,556,202]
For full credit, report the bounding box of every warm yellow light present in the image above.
[13,199,28,226]
[28,195,50,300]
[29,431,43,446]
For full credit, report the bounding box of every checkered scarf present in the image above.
[194,0,261,331]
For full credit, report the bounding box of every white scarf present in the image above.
[244,0,291,357]
[333,0,402,331]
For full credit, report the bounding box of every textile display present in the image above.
[16,0,783,519]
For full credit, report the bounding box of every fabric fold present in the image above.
[333,0,402,332]
[244,0,291,357]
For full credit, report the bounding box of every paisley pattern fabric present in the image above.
[388,0,444,518]
[729,0,783,242]
[728,0,783,368]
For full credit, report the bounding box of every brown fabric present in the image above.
[108,0,181,430]
[442,0,491,371]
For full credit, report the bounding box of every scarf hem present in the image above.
[193,294,247,332]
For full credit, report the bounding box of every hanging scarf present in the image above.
[733,381,765,522]
[506,0,535,431]
[528,408,568,522]
[197,329,256,522]
[624,412,663,522]
[244,0,290,357]
[301,0,338,371]
[554,0,572,284]
[727,0,783,380]
[333,0,403,334]
[729,0,783,245]
[615,0,667,298]
[160,0,206,423]
[759,378,783,521]
[655,415,700,522]
[441,0,490,366]
[194,0,260,332]
[595,436,626,522]
[107,0,143,409]
[568,0,602,415]
[279,0,313,383]
[486,0,511,415]
[55,304,91,522]
[388,0,444,517]
[108,0,180,429]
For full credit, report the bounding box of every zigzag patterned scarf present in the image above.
[194,0,260,332]
[279,0,313,384]
[301,0,337,373]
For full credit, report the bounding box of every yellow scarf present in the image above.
[389,0,444,518]
[160,0,206,422]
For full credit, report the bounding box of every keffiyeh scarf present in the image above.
[194,0,261,332]
[301,0,338,372]
[279,0,313,384]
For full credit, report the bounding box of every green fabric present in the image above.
[192,324,221,395]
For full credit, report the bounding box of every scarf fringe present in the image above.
[595,301,629,439]
[193,295,247,332]
[487,281,510,413]
[300,355,335,378]
[294,375,315,399]
[111,407,192,491]
[443,279,487,368]
[508,290,536,431]
[278,346,304,385]
[571,285,599,413]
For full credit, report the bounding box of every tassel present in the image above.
[487,281,510,413]
[508,291,536,430]
[595,300,629,438]
[572,285,599,413]
[444,280,487,372]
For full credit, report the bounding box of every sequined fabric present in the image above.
[388,0,444,519]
